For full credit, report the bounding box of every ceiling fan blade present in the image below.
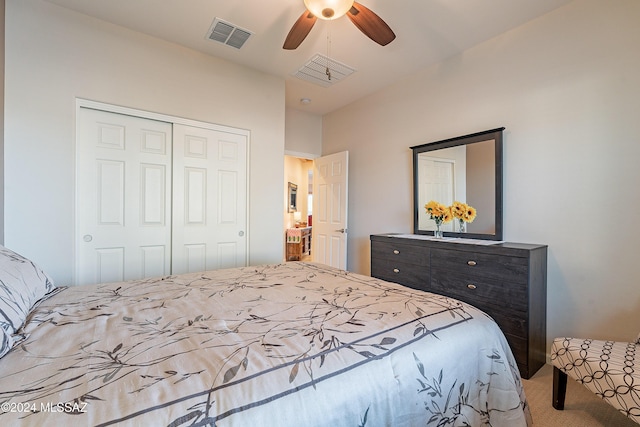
[283,10,317,50]
[347,2,396,46]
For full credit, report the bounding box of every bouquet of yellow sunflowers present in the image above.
[424,200,453,227]
[425,200,477,236]
[450,201,477,233]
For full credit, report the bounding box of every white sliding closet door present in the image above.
[171,124,248,274]
[76,108,173,285]
[76,106,248,285]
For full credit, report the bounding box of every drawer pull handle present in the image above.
[393,268,400,273]
[467,284,477,290]
[393,249,400,254]
[467,260,477,266]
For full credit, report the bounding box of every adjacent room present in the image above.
[1,0,639,425]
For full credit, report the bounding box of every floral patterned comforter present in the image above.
[0,262,531,426]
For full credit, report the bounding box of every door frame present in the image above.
[283,150,319,263]
[74,98,251,284]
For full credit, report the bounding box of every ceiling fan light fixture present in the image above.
[303,0,354,20]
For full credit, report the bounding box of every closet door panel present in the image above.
[185,167,207,224]
[140,245,167,279]
[172,124,247,274]
[219,170,238,224]
[96,247,125,284]
[97,160,125,226]
[217,242,238,269]
[185,244,207,273]
[140,163,167,225]
[77,108,172,285]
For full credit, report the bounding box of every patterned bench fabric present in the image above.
[551,337,640,424]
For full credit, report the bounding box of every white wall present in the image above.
[323,0,640,346]
[285,107,322,157]
[4,0,285,284]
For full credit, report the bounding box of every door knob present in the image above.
[83,234,93,242]
[334,228,347,233]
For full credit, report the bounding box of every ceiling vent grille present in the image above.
[206,18,252,49]
[293,54,356,87]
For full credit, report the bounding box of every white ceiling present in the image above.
[44,0,572,115]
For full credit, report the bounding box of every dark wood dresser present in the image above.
[370,233,547,379]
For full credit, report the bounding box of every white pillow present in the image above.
[0,245,55,337]
[0,329,14,358]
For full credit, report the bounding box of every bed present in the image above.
[0,246,531,426]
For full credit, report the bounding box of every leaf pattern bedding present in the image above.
[0,262,532,426]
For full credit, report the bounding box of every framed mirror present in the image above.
[288,182,298,212]
[412,127,504,240]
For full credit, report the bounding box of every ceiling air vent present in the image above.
[206,18,252,49]
[293,54,356,88]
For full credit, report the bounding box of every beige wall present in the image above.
[4,0,285,283]
[466,140,495,234]
[323,0,640,349]
[285,107,322,158]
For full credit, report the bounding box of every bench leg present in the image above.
[553,366,568,410]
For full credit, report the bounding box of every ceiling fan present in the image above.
[283,0,396,50]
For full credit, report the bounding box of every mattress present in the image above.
[0,261,531,426]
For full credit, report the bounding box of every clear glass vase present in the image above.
[458,219,466,233]
[434,222,443,238]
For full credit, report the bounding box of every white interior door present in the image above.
[76,108,173,285]
[171,124,248,274]
[312,151,349,270]
[419,156,455,231]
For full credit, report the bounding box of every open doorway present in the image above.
[284,156,313,262]
[284,151,349,269]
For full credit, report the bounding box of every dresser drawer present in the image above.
[430,268,528,313]
[371,257,430,291]
[475,301,528,337]
[371,240,430,266]
[431,248,528,284]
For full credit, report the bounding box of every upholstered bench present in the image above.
[550,336,640,424]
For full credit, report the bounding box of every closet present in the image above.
[76,106,248,285]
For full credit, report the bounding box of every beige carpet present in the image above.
[523,364,637,426]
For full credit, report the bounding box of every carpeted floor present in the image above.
[522,364,637,426]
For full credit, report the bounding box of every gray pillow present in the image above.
[0,245,55,337]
